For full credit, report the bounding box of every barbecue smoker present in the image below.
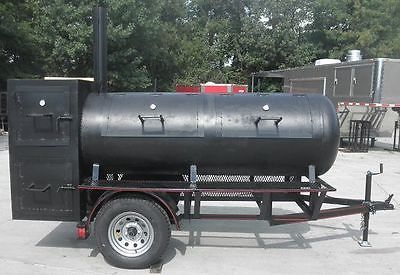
[7,7,394,269]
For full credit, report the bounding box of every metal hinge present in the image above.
[57,184,76,192]
[57,114,73,121]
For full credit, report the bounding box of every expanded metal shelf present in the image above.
[79,177,336,194]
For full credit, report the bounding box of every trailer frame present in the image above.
[77,164,394,248]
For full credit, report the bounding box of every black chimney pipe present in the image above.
[94,6,107,93]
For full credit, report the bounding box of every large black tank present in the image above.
[81,92,339,176]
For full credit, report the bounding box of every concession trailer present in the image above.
[7,7,394,269]
[252,52,400,146]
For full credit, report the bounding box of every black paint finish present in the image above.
[8,79,91,221]
[8,79,339,222]
[81,92,339,176]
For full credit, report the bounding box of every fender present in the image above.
[86,191,180,231]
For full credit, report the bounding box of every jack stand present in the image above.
[358,163,383,247]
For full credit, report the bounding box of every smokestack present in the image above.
[94,6,107,93]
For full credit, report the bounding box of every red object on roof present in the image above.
[232,85,247,94]
[176,85,200,93]
[176,83,248,94]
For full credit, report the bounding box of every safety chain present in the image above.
[360,214,366,231]
[363,201,377,214]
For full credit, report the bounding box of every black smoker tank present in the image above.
[81,92,339,176]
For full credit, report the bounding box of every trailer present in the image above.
[252,55,400,147]
[7,7,394,270]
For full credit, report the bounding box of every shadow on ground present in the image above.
[36,206,365,266]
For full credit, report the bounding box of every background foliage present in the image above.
[1,0,400,91]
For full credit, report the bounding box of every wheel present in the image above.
[95,197,171,269]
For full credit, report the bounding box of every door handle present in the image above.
[138,115,165,134]
[25,183,51,192]
[255,116,283,127]
[138,115,164,123]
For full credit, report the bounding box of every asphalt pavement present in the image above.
[0,138,399,274]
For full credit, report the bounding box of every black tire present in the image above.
[95,197,171,269]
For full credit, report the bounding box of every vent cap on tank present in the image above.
[346,50,362,62]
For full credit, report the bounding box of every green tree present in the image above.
[0,1,38,90]
[310,0,400,59]
[28,0,187,91]
[238,0,316,73]
[177,0,315,89]
[107,0,187,91]
[4,0,400,92]
[177,0,255,85]
[29,0,93,78]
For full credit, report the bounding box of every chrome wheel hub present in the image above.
[108,212,154,257]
